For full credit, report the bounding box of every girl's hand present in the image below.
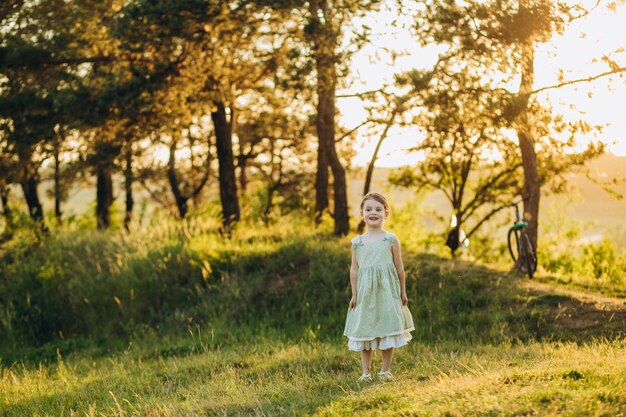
[349,296,357,309]
[401,292,408,306]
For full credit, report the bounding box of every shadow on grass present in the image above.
[514,280,626,342]
[406,253,626,344]
[3,249,626,368]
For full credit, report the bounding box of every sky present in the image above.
[338,2,626,167]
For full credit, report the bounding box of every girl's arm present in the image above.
[349,243,359,309]
[391,235,408,305]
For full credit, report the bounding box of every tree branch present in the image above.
[335,120,372,143]
[460,162,523,220]
[336,89,384,99]
[191,144,213,200]
[531,67,626,95]
[138,178,175,216]
[464,203,511,240]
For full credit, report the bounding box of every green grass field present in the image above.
[1,209,626,415]
[4,338,626,416]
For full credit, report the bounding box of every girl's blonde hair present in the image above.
[360,192,390,217]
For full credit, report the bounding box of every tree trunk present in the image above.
[0,187,8,217]
[21,177,45,224]
[328,153,349,235]
[311,0,349,235]
[311,0,330,226]
[1,186,14,240]
[17,146,46,229]
[167,141,188,219]
[318,70,349,236]
[212,102,240,230]
[124,143,134,231]
[238,153,248,194]
[314,139,329,224]
[96,165,114,230]
[53,136,62,221]
[518,129,540,248]
[515,4,541,251]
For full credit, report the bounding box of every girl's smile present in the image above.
[362,200,387,226]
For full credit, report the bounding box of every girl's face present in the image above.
[361,198,387,228]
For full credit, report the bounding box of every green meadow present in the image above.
[4,0,626,414]
[2,208,626,416]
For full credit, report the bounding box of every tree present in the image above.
[235,83,314,222]
[0,88,53,227]
[0,0,134,230]
[116,0,300,230]
[307,0,379,235]
[390,69,524,255]
[411,0,626,252]
[0,10,66,229]
[258,0,381,235]
[341,88,409,233]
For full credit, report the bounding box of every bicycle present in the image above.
[507,201,537,279]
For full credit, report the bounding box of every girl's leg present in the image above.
[360,349,373,375]
[381,348,394,372]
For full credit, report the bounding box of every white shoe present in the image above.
[378,370,394,381]
[358,373,373,383]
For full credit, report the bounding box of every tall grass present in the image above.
[0,212,358,358]
[0,207,543,364]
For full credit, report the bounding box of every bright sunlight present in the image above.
[341,2,626,167]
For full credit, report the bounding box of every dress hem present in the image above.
[346,331,413,351]
[344,327,415,341]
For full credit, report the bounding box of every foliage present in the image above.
[492,202,626,295]
[406,0,624,252]
[390,66,525,254]
[0,0,330,229]
[541,235,626,294]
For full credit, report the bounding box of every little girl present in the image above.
[344,192,415,382]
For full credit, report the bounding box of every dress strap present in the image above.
[384,232,397,243]
[351,236,363,247]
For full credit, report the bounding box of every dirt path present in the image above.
[517,279,626,337]
[522,280,626,310]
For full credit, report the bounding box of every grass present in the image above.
[535,269,626,299]
[2,338,626,416]
[1,212,626,416]
[317,340,626,416]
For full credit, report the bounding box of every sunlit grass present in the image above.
[317,340,626,416]
[2,339,626,416]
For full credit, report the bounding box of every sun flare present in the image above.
[339,3,626,168]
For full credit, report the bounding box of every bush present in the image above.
[580,239,625,284]
[0,228,212,346]
[541,231,626,291]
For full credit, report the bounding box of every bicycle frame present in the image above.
[507,202,537,278]
[510,203,528,230]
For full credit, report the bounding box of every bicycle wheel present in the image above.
[520,233,537,279]
[507,227,521,269]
